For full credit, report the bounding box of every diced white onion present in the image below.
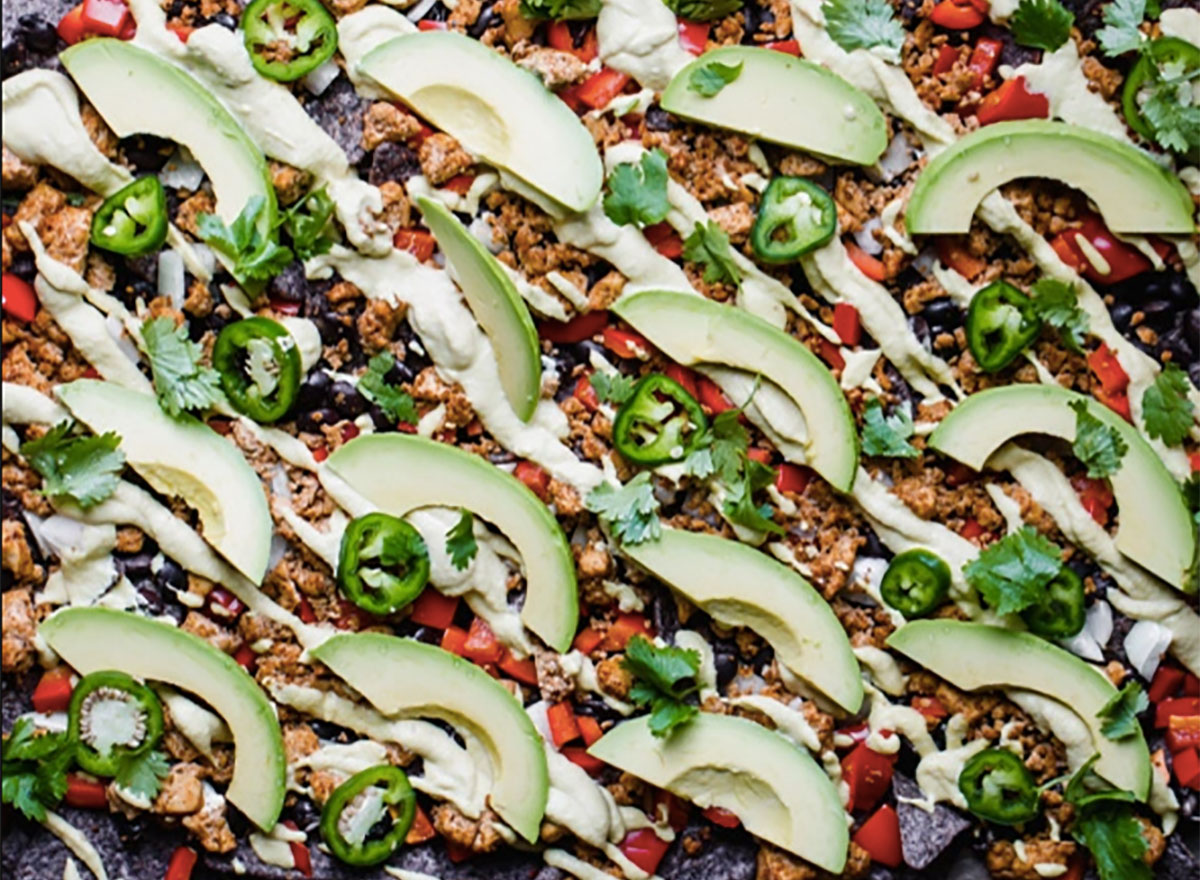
[405,0,438,21]
[191,243,217,278]
[157,249,186,309]
[1125,620,1172,681]
[853,217,884,256]
[267,533,289,573]
[303,59,340,96]
[1061,627,1103,663]
[29,514,88,560]
[1085,599,1113,647]
[876,132,914,182]
[912,247,939,279]
[158,147,205,191]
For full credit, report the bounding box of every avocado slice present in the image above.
[622,528,862,712]
[40,608,285,830]
[589,713,848,872]
[610,290,858,491]
[906,120,1195,235]
[325,434,578,652]
[928,384,1194,592]
[661,46,888,166]
[60,38,276,236]
[310,633,548,842]
[56,380,273,584]
[359,32,602,213]
[887,620,1151,799]
[415,197,541,422]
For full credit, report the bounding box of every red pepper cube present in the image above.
[663,363,700,400]
[1156,697,1200,728]
[1088,343,1131,394]
[967,37,1003,86]
[55,3,88,44]
[643,222,684,259]
[281,820,312,877]
[32,666,75,714]
[547,700,582,748]
[562,746,605,774]
[853,804,903,868]
[394,228,436,262]
[976,76,1050,126]
[2,272,38,322]
[932,44,959,75]
[1184,674,1200,697]
[619,828,671,875]
[538,309,609,344]
[64,774,109,810]
[166,846,199,880]
[409,589,459,629]
[1149,665,1186,703]
[654,789,691,832]
[911,695,948,721]
[695,375,734,414]
[703,806,741,828]
[845,239,887,282]
[497,648,539,686]
[1166,715,1200,754]
[514,460,551,502]
[764,38,801,56]
[775,463,812,495]
[929,0,986,29]
[833,302,862,346]
[573,627,603,654]
[601,325,651,359]
[440,625,469,656]
[935,236,987,280]
[462,617,503,665]
[603,613,653,651]
[841,741,896,813]
[577,715,604,746]
[573,374,600,412]
[81,0,131,37]
[575,68,631,111]
[407,804,437,843]
[818,338,846,372]
[1173,747,1200,789]
[233,644,257,673]
[676,19,710,55]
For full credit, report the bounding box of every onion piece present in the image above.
[158,148,204,192]
[853,217,884,256]
[1085,599,1113,647]
[303,59,340,96]
[1124,620,1172,681]
[157,249,186,309]
[405,0,438,20]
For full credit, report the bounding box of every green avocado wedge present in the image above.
[60,38,275,236]
[928,384,1195,592]
[40,608,286,830]
[887,620,1152,799]
[55,380,274,584]
[661,46,888,165]
[310,633,549,842]
[416,197,540,421]
[359,31,602,212]
[611,290,858,492]
[325,434,578,652]
[906,120,1195,235]
[622,528,862,712]
[589,714,848,873]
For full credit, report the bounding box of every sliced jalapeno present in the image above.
[90,177,168,256]
[880,549,951,618]
[750,177,837,264]
[241,0,338,83]
[320,764,416,866]
[1122,38,1200,149]
[1020,567,1085,639]
[213,317,302,423]
[67,670,164,777]
[965,280,1042,373]
[958,748,1040,825]
[337,513,430,616]
[612,373,708,466]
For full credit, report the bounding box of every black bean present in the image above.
[135,583,166,616]
[644,106,674,132]
[289,798,322,832]
[1140,298,1176,330]
[119,552,156,578]
[121,135,173,173]
[295,370,331,411]
[1109,301,1134,329]
[908,315,931,349]
[468,1,498,37]
[860,523,893,561]
[18,15,57,54]
[1159,327,1194,364]
[268,263,307,303]
[922,297,962,336]
[211,12,237,28]
[652,592,680,642]
[330,380,366,418]
[3,40,31,78]
[713,651,738,689]
[156,559,188,591]
[369,405,394,431]
[369,142,421,186]
[297,407,339,432]
[386,358,415,385]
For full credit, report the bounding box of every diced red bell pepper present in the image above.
[929,0,987,29]
[1094,387,1132,423]
[1149,665,1186,703]
[603,613,654,650]
[407,805,437,844]
[1167,716,1200,754]
[833,302,863,346]
[1050,215,1151,284]
[677,19,710,55]
[576,68,631,111]
[440,626,469,656]
[32,666,74,714]
[462,617,504,665]
[845,240,887,282]
[912,695,948,721]
[1190,452,1200,473]
[643,221,685,259]
[1156,697,1200,728]
[703,806,741,828]
[2,272,37,323]
[548,700,582,747]
[341,422,361,443]
[1174,747,1200,789]
[394,228,436,262]
[573,627,603,654]
[1071,475,1114,526]
[442,174,475,196]
[446,841,474,862]
[538,310,609,343]
[281,821,312,877]
[312,446,329,462]
[967,37,1003,86]
[577,715,604,746]
[853,805,903,868]
[514,460,551,502]
[664,363,700,400]
[409,590,459,629]
[842,742,896,813]
[818,338,846,372]
[764,38,801,56]
[573,374,600,412]
[206,587,246,621]
[976,76,1050,126]
[1184,674,1200,697]
[498,648,539,686]
[935,237,987,280]
[619,828,672,875]
[602,325,651,359]
[651,789,690,832]
[695,375,734,414]
[81,0,130,36]
[64,774,109,810]
[775,463,812,495]
[56,3,88,44]
[1088,342,1130,395]
[746,447,772,465]
[118,16,136,39]
[233,644,257,673]
[960,517,986,541]
[547,22,598,62]
[167,22,193,42]
[417,18,447,30]
[932,43,960,75]
[562,746,606,774]
[944,461,975,487]
[165,846,198,880]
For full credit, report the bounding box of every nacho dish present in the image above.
[1,0,1198,876]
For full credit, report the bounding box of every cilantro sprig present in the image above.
[1008,0,1074,51]
[603,150,671,229]
[622,634,702,737]
[1070,400,1127,479]
[446,509,478,571]
[590,371,636,406]
[963,526,1064,616]
[283,187,337,261]
[518,0,600,19]
[1,718,75,822]
[1096,0,1154,57]
[585,472,662,545]
[1030,279,1088,354]
[861,397,919,459]
[688,60,743,97]
[357,352,418,426]
[822,0,904,57]
[20,421,125,509]
[141,316,223,418]
[115,749,170,801]
[683,221,741,287]
[1142,363,1194,447]
[196,196,293,289]
[1096,682,1149,741]
[661,0,741,22]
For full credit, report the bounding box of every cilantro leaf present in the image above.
[688,60,743,97]
[822,0,905,56]
[1008,0,1074,50]
[283,187,337,261]
[963,526,1063,615]
[1142,363,1194,447]
[357,352,418,426]
[20,421,125,509]
[1070,400,1128,479]
[1096,0,1149,56]
[141,316,223,417]
[115,749,170,801]
[1072,802,1152,880]
[1140,74,1200,154]
[683,221,741,287]
[585,472,662,545]
[1,719,75,822]
[661,0,741,21]
[722,456,785,535]
[623,634,701,737]
[1061,754,1138,809]
[603,150,671,229]
[861,397,919,459]
[518,0,600,19]
[1096,682,1149,740]
[197,195,293,288]
[1030,279,1088,354]
[590,371,636,405]
[446,509,478,571]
